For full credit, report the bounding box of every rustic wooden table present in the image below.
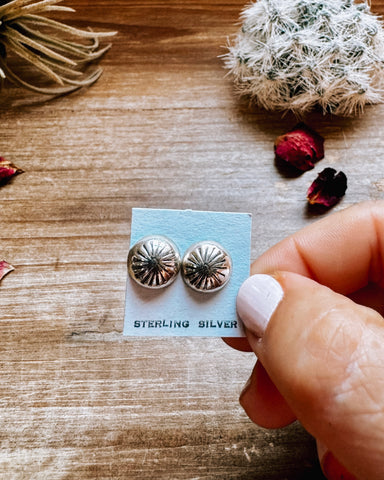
[1,1,384,478]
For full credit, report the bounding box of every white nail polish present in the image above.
[236,274,284,338]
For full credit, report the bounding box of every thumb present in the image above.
[236,273,384,480]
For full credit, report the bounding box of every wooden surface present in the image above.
[1,1,384,478]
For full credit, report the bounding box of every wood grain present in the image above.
[1,1,384,478]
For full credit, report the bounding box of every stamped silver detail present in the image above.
[181,241,232,293]
[128,236,180,289]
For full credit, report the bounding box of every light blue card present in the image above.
[123,208,252,337]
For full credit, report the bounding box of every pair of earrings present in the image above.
[128,235,232,293]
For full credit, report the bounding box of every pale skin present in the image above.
[225,200,384,480]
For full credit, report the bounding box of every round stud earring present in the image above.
[181,241,232,293]
[128,235,180,289]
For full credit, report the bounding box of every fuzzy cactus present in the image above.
[224,0,384,116]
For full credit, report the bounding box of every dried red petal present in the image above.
[274,123,324,172]
[307,168,347,208]
[0,157,24,183]
[0,260,14,282]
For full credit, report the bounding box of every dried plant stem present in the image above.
[0,0,116,95]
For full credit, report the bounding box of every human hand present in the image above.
[228,200,384,480]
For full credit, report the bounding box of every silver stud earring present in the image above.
[128,236,180,289]
[181,241,232,293]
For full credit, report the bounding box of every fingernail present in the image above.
[321,451,357,480]
[239,374,254,415]
[239,374,252,403]
[236,274,284,338]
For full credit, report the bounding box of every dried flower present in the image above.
[307,167,347,207]
[0,0,116,95]
[224,0,384,115]
[0,156,23,183]
[274,123,324,171]
[0,260,14,281]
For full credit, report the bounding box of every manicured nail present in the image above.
[321,451,357,480]
[236,274,284,338]
[239,374,254,416]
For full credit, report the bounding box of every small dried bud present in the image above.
[0,157,24,184]
[307,168,347,208]
[0,260,14,282]
[274,123,324,172]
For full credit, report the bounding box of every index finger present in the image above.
[252,200,384,295]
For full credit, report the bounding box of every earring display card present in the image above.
[124,208,252,337]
